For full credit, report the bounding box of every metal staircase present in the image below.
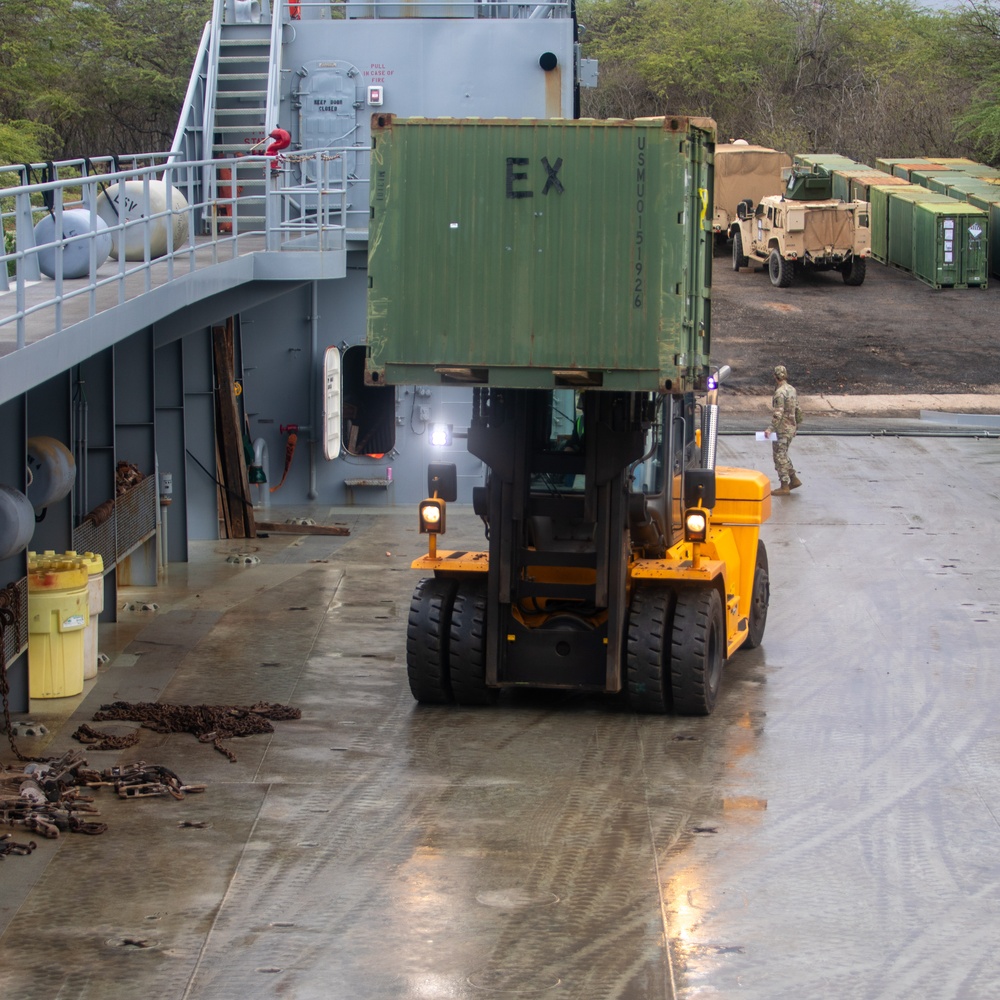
[207,26,272,230]
[213,31,272,158]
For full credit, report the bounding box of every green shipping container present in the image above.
[911,204,989,288]
[891,159,950,180]
[910,165,955,188]
[848,172,907,204]
[367,116,715,393]
[830,167,877,201]
[942,177,1000,201]
[794,153,862,176]
[869,184,923,263]
[886,190,955,273]
[921,171,968,194]
[964,193,1000,278]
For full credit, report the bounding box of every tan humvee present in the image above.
[730,170,872,287]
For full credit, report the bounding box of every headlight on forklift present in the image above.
[684,507,709,543]
[419,498,446,534]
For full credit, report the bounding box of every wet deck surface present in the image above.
[2,429,999,999]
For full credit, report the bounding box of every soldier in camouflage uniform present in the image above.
[765,364,802,495]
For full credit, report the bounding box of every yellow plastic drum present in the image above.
[27,552,90,698]
[66,550,105,680]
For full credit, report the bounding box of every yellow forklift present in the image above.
[367,115,771,713]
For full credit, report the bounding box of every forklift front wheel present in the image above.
[670,587,725,716]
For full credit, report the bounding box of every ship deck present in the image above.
[2,427,998,999]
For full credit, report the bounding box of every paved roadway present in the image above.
[1,425,998,999]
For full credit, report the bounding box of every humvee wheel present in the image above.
[626,586,676,714]
[449,582,499,706]
[732,230,748,270]
[842,256,866,286]
[671,588,725,716]
[768,249,793,288]
[743,541,769,650]
[406,577,458,703]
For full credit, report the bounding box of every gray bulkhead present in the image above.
[241,15,579,508]
[0,7,585,710]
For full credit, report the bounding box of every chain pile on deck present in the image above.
[87,701,302,761]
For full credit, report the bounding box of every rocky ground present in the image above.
[711,250,1000,398]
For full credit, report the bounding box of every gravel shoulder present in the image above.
[711,251,1000,399]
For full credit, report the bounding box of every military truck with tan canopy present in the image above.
[713,141,791,248]
[730,168,872,287]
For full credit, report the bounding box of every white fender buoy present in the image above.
[95,180,190,260]
[26,437,76,512]
[32,210,112,279]
[0,485,35,561]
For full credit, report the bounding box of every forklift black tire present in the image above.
[743,541,769,649]
[670,587,725,716]
[406,576,458,704]
[626,586,676,714]
[449,582,499,706]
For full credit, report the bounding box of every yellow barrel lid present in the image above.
[27,550,90,590]
[66,549,104,575]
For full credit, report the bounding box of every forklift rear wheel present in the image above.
[449,582,499,706]
[743,541,769,649]
[406,576,458,704]
[626,586,676,714]
[670,588,725,716]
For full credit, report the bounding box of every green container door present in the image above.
[965,194,1000,277]
[912,205,989,288]
[368,116,716,392]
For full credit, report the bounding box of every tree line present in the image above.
[579,0,1000,165]
[1,0,999,167]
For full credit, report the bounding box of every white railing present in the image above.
[0,148,363,350]
[264,0,570,19]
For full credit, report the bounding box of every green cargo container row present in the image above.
[940,176,1000,201]
[869,184,924,263]
[848,172,908,204]
[890,160,949,181]
[907,167,955,187]
[911,203,988,289]
[367,115,716,393]
[794,153,862,176]
[829,166,879,202]
[965,193,1000,278]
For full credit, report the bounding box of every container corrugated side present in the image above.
[911,204,989,289]
[367,116,716,393]
[869,183,922,263]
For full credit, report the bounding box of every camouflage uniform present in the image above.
[766,365,802,487]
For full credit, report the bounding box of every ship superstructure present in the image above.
[0,0,593,708]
